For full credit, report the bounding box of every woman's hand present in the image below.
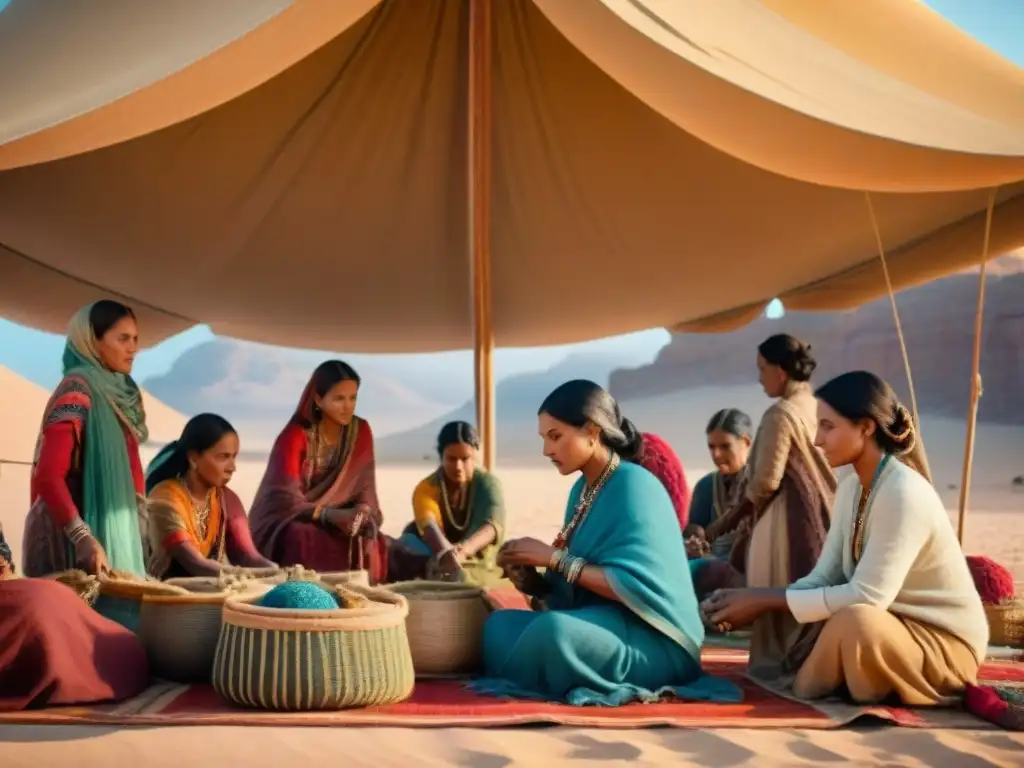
[323,507,368,537]
[503,564,548,597]
[497,537,556,569]
[701,588,770,631]
[75,535,111,576]
[685,533,710,559]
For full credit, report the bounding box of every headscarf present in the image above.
[62,303,148,575]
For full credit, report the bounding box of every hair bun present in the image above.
[885,402,915,454]
[612,417,644,462]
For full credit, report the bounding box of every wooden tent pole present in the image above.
[469,0,496,470]
[955,188,998,546]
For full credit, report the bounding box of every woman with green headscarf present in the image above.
[21,300,149,577]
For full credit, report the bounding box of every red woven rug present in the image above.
[2,589,1019,729]
[1,648,1019,730]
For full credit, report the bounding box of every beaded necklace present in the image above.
[553,453,619,550]
[438,469,473,533]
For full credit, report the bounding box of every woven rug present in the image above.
[2,648,1019,729]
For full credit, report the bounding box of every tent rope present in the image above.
[864,192,922,432]
[955,188,998,546]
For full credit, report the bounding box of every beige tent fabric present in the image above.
[0,0,381,170]
[0,0,1022,351]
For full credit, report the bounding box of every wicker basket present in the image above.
[388,581,490,676]
[213,583,415,710]
[140,575,270,682]
[84,572,189,633]
[986,599,1024,648]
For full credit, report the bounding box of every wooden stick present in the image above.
[956,188,998,546]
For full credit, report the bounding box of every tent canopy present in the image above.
[1,0,1022,351]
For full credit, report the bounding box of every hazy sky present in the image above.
[0,0,1020,388]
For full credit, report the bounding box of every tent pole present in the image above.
[955,189,998,547]
[469,0,496,470]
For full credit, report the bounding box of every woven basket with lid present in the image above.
[140,574,272,682]
[213,583,414,710]
[388,580,490,676]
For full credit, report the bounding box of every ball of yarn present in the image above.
[966,555,1016,605]
[258,581,338,610]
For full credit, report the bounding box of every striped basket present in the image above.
[213,583,415,710]
[140,575,272,682]
[388,581,490,676]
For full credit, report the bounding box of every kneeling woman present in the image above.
[703,372,985,706]
[399,421,506,579]
[145,414,276,579]
[471,380,740,706]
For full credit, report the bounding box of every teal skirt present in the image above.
[468,604,741,706]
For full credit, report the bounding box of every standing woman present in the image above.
[399,421,506,579]
[22,300,149,577]
[705,334,836,677]
[145,413,276,579]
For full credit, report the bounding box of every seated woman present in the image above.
[686,408,753,560]
[470,380,741,706]
[144,413,276,579]
[703,334,836,677]
[23,300,149,577]
[703,372,985,706]
[634,432,691,534]
[398,421,506,580]
[247,360,426,583]
[0,521,149,712]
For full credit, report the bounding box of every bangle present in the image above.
[548,549,566,572]
[564,555,587,584]
[63,518,92,546]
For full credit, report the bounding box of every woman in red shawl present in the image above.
[248,360,426,583]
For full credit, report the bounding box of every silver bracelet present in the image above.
[548,549,566,572]
[63,518,92,546]
[567,556,587,584]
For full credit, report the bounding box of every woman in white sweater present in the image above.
[702,371,986,706]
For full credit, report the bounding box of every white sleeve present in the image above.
[787,473,932,624]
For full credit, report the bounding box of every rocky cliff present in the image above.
[609,264,1024,424]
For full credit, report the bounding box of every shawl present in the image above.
[145,479,227,579]
[248,373,379,557]
[551,462,709,662]
[36,304,148,575]
[635,432,691,531]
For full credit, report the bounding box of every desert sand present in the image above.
[1,372,1022,766]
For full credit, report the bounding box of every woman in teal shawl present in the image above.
[398,421,506,583]
[22,300,149,577]
[469,380,741,706]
